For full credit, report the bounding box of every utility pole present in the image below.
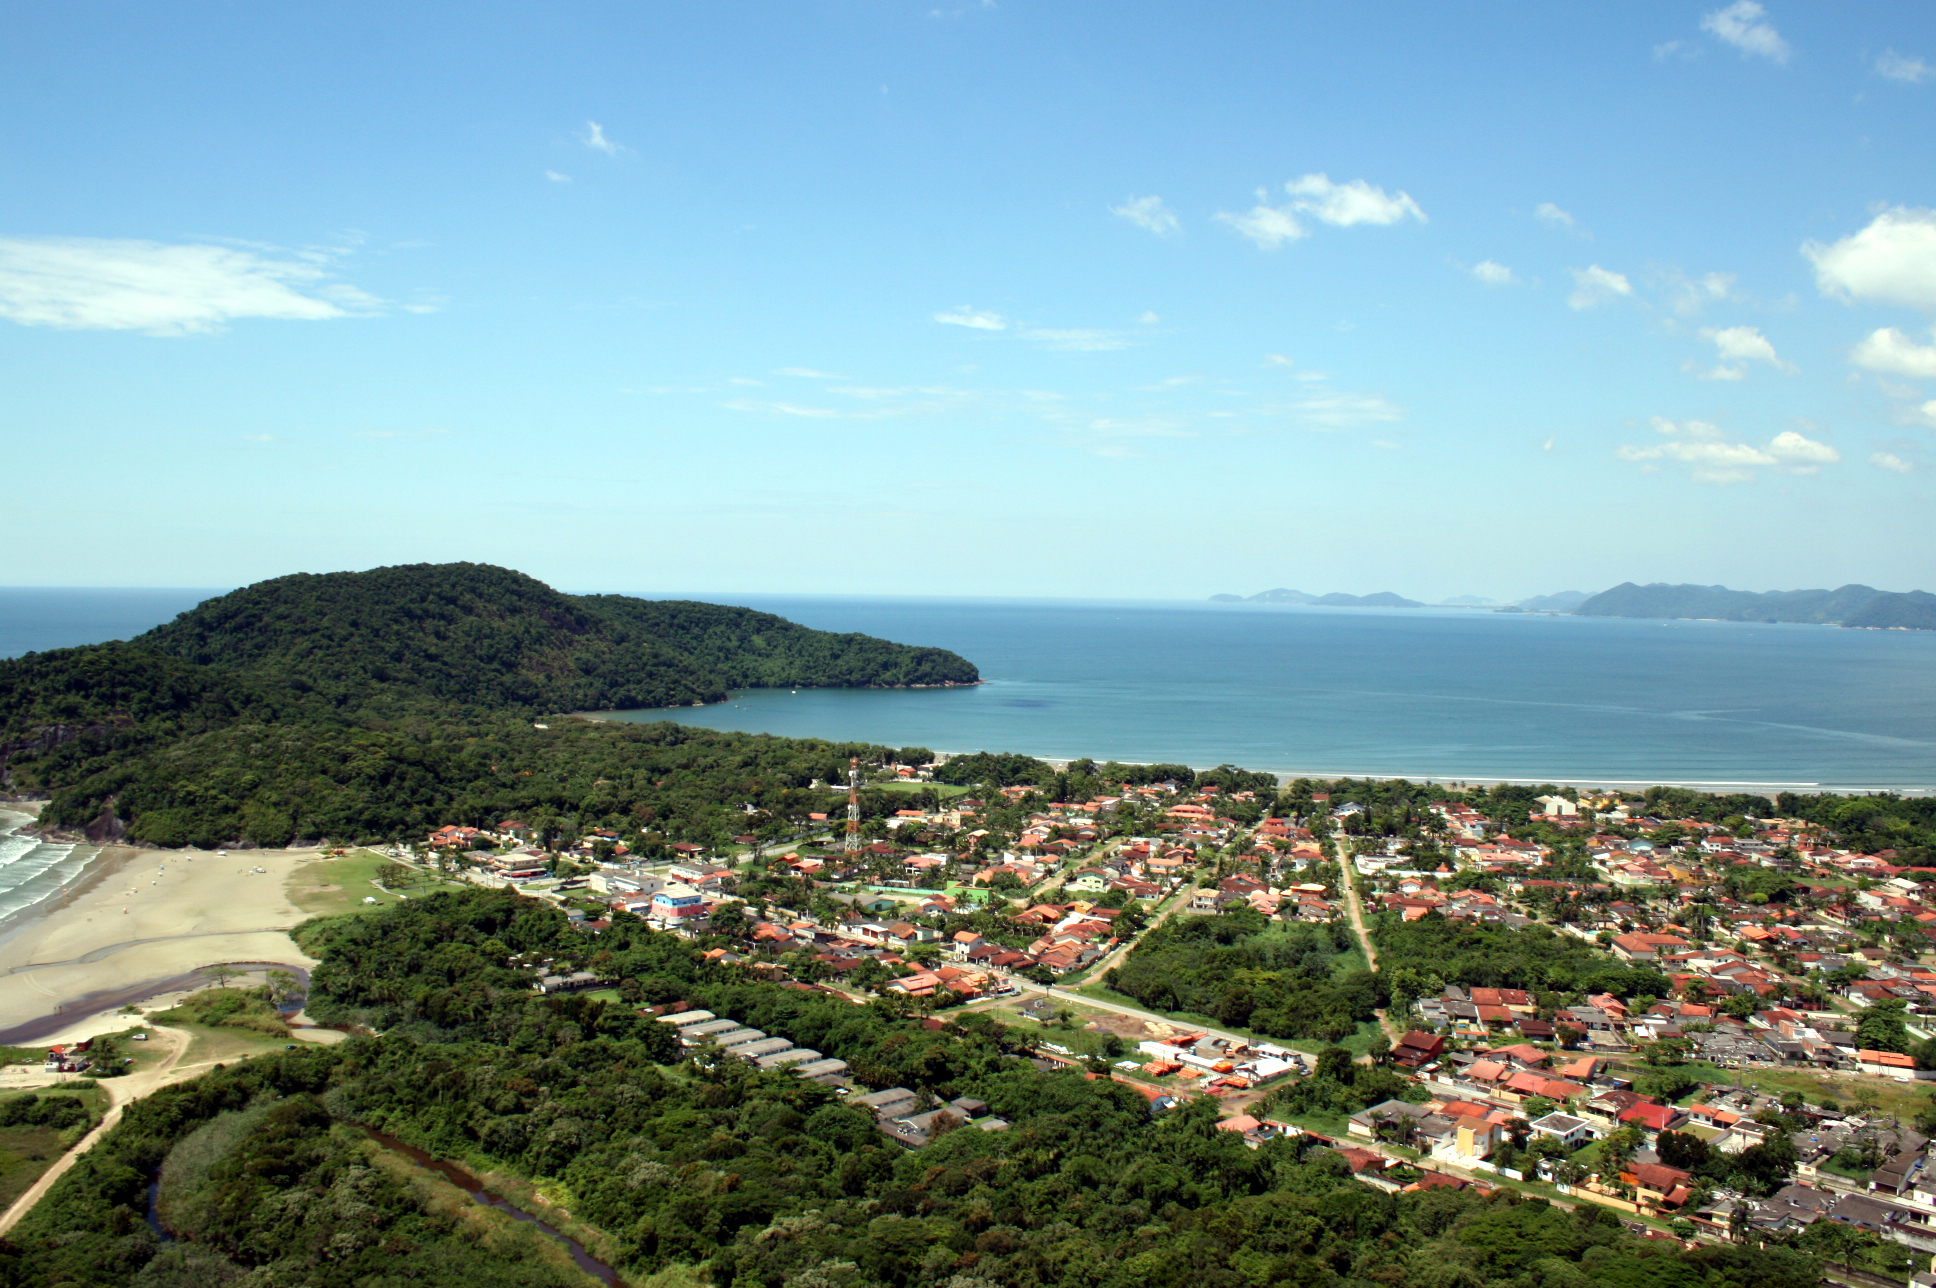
[844,755,862,854]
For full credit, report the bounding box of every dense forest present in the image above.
[1105,911,1381,1042]
[0,889,1823,1288]
[0,563,975,848]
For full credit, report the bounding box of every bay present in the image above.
[599,596,1936,792]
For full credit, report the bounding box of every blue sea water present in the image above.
[2,587,1932,791]
[0,587,222,657]
[600,596,1936,792]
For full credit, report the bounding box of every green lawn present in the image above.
[866,780,971,800]
[1071,983,1383,1057]
[291,849,469,917]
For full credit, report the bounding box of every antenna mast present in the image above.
[844,755,862,853]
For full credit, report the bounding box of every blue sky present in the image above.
[4,2,1935,602]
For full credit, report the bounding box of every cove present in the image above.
[364,1128,622,1286]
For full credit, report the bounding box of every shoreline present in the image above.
[571,715,1933,797]
[0,839,325,1046]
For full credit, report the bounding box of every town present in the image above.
[383,758,1936,1278]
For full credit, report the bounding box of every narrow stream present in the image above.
[363,1128,622,1286]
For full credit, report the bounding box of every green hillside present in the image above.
[0,563,976,846]
[1574,581,1933,627]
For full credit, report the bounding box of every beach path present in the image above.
[0,1023,205,1236]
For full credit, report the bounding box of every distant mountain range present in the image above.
[1576,583,1936,629]
[1209,588,1594,611]
[1210,588,1425,608]
[1206,582,1934,629]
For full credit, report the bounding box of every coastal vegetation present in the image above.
[0,562,975,849]
[0,888,1824,1288]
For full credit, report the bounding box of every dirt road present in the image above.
[1335,848,1402,1047]
[0,1023,267,1236]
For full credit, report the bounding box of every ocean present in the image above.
[0,810,97,929]
[596,595,1936,793]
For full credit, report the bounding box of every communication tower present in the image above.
[843,755,862,853]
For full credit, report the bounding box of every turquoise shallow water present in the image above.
[599,596,1936,791]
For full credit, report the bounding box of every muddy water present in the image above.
[364,1128,622,1285]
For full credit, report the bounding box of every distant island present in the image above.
[1577,583,1936,630]
[1209,588,1593,611]
[1210,588,1426,608]
[1210,582,1935,629]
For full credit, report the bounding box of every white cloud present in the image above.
[934,306,1007,330]
[580,121,623,154]
[1283,174,1426,227]
[1264,353,1295,367]
[1766,429,1839,467]
[1290,390,1404,430]
[1805,208,1936,312]
[1850,327,1936,377]
[1698,324,1793,379]
[1021,327,1132,351]
[1216,173,1424,248]
[1871,451,1915,473]
[1111,195,1181,237]
[1535,202,1575,229]
[1138,311,1160,325]
[1215,200,1306,248]
[1877,50,1931,83]
[1701,1,1791,64]
[1659,269,1737,316]
[0,236,381,335]
[1471,260,1516,286]
[545,170,572,182]
[1693,364,1747,382]
[1618,416,1836,483]
[722,398,914,422]
[1568,265,1633,309]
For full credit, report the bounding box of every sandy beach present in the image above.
[0,839,330,1044]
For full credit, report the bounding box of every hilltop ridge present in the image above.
[1576,582,1936,629]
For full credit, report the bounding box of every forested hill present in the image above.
[1576,581,1936,629]
[133,562,978,714]
[0,563,976,846]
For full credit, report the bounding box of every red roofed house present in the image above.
[1391,1030,1445,1069]
[1621,1162,1694,1216]
[1619,1101,1690,1138]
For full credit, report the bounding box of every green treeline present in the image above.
[1105,911,1381,1042]
[0,889,1824,1288]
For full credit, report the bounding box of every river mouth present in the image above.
[363,1128,622,1286]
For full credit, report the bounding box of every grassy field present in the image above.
[0,1081,110,1211]
[290,849,469,918]
[1071,983,1384,1057]
[1611,1056,1935,1122]
[867,780,972,800]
